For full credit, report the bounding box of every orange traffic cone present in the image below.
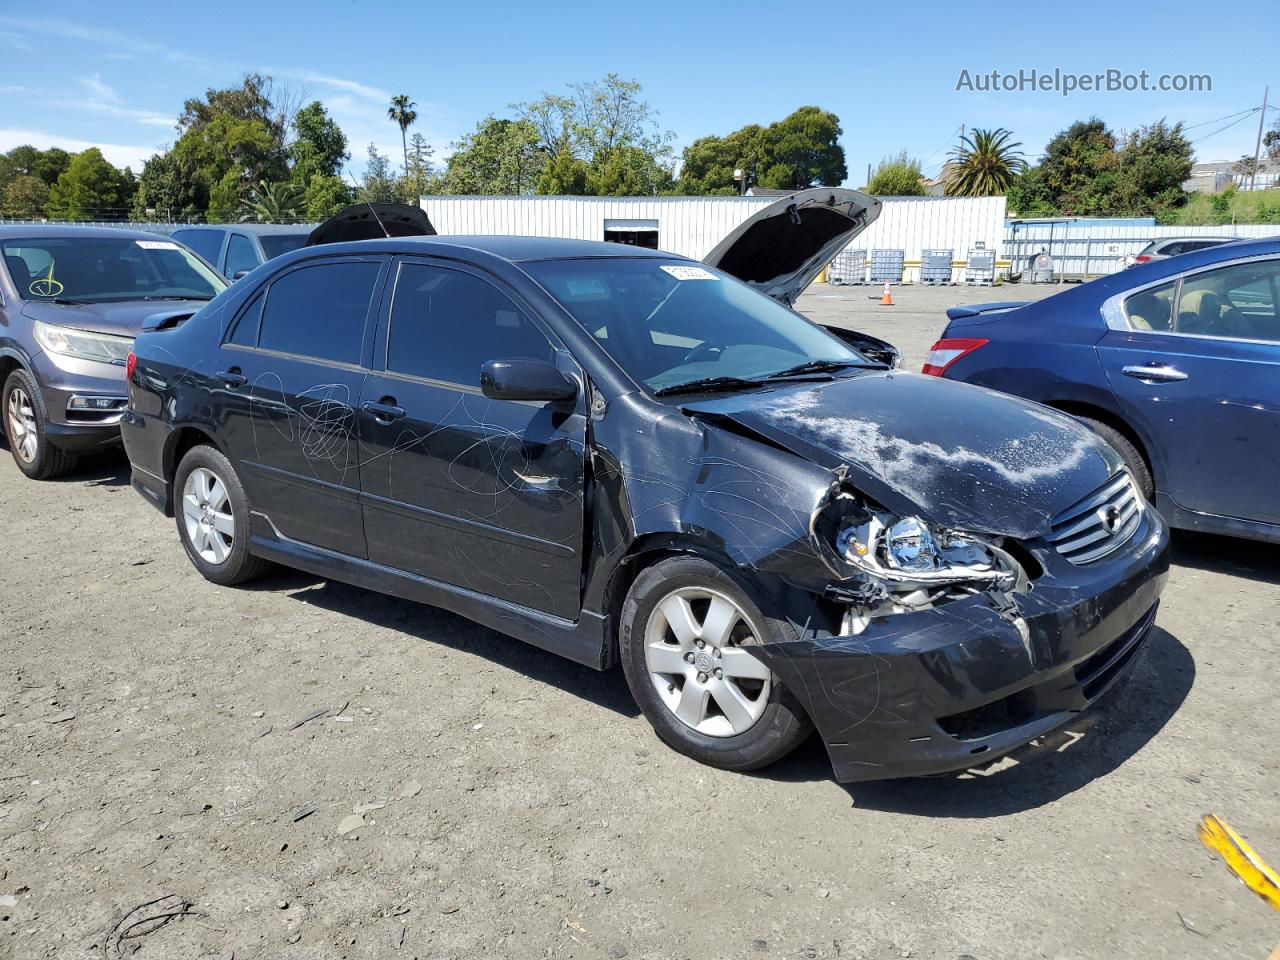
[880,281,894,306]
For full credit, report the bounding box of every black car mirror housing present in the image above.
[480,359,577,402]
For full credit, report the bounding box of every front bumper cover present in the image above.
[751,508,1170,782]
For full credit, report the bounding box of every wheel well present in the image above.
[165,427,216,484]
[1047,400,1154,479]
[601,540,738,668]
[0,355,19,385]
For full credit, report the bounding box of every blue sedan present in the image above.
[926,236,1280,544]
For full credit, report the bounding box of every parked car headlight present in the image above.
[33,320,133,366]
[836,512,1013,586]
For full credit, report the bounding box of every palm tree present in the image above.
[387,94,418,179]
[240,180,304,223]
[946,128,1024,197]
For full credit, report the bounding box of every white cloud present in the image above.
[0,29,34,51]
[269,68,391,104]
[81,73,119,102]
[0,128,163,171]
[51,99,174,128]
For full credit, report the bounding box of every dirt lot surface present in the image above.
[2,281,1278,960]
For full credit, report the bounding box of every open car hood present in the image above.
[306,202,436,246]
[702,188,880,304]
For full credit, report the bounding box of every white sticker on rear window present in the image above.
[136,240,178,250]
[565,278,609,299]
[660,265,717,281]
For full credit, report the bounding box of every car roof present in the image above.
[0,224,174,242]
[172,223,314,235]
[286,234,684,264]
[1153,236,1238,246]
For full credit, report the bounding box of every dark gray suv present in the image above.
[170,224,314,280]
[1,226,225,479]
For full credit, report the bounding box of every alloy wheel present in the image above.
[182,466,235,565]
[6,386,38,463]
[644,586,773,737]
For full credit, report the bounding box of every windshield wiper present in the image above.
[142,295,214,301]
[653,375,768,398]
[46,297,92,305]
[756,359,868,380]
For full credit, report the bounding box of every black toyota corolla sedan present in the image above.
[120,191,1169,782]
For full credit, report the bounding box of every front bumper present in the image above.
[752,508,1170,782]
[30,350,127,451]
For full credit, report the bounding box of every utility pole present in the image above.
[1250,86,1268,192]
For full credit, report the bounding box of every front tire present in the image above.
[619,556,812,773]
[3,368,77,480]
[173,444,270,586]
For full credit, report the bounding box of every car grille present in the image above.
[1047,470,1142,565]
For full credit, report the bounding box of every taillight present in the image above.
[1133,255,1152,263]
[922,338,988,377]
[125,351,137,380]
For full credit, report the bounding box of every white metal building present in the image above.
[419,194,1008,283]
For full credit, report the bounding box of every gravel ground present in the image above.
[2,281,1278,960]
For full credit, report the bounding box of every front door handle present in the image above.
[361,399,406,423]
[1122,363,1188,383]
[215,368,247,387]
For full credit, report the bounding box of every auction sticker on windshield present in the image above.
[136,240,179,250]
[660,265,717,281]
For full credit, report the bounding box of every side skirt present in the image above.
[247,513,610,670]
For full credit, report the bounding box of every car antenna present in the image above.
[366,202,391,238]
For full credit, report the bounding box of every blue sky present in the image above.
[0,0,1275,185]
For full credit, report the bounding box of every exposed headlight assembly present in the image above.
[812,486,1026,623]
[33,320,133,366]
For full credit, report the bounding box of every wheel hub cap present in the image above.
[643,586,773,738]
[182,466,234,566]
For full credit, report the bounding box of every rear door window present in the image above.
[172,229,225,266]
[257,260,382,365]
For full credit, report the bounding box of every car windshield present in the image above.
[525,258,867,394]
[259,233,309,259]
[2,236,226,304]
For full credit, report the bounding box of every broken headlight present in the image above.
[835,512,1014,587]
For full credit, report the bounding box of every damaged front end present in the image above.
[809,470,1031,635]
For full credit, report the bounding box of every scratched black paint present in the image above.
[121,230,1170,783]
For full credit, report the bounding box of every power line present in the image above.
[1182,106,1261,132]
[1190,109,1262,146]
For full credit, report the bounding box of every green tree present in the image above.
[1006,165,1056,217]
[304,174,352,219]
[1107,120,1193,218]
[440,117,545,195]
[676,107,845,194]
[241,180,304,222]
[290,101,349,182]
[945,127,1024,196]
[357,144,399,203]
[1028,118,1117,215]
[676,125,765,195]
[866,151,926,196]
[402,132,438,200]
[131,151,203,221]
[516,74,675,195]
[387,94,418,179]
[1,174,50,218]
[46,148,135,220]
[0,146,72,196]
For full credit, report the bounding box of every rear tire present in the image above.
[173,444,270,586]
[3,368,77,480]
[619,556,812,773]
[1077,416,1154,500]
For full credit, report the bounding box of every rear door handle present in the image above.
[215,368,247,387]
[361,399,406,423]
[1122,364,1188,383]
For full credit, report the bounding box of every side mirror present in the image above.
[232,269,252,282]
[480,359,577,402]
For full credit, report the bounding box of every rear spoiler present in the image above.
[944,301,1030,321]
